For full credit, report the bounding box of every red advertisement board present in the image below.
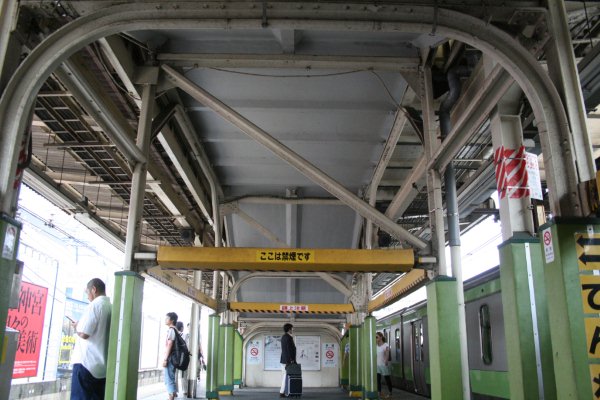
[5,281,48,378]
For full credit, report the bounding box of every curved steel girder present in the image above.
[229,272,351,302]
[243,322,342,342]
[0,3,584,218]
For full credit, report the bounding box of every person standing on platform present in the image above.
[176,321,189,398]
[279,323,296,398]
[163,312,179,400]
[375,331,392,399]
[70,278,112,400]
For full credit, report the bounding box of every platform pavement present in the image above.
[139,384,427,400]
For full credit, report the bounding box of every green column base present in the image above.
[541,218,600,399]
[426,277,463,400]
[363,390,378,399]
[206,390,219,399]
[105,271,144,400]
[498,237,556,400]
[0,215,21,364]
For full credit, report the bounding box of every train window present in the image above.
[479,304,493,365]
[412,322,423,361]
[394,328,400,355]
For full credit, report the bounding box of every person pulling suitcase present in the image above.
[279,323,297,398]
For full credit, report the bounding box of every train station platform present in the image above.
[139,385,426,400]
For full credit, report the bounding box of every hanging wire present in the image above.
[207,66,367,79]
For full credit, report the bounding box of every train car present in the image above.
[377,266,508,399]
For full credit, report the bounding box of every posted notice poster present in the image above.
[5,282,48,378]
[322,343,338,368]
[247,340,262,365]
[296,335,320,371]
[264,335,282,370]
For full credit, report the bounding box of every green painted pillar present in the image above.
[340,334,349,387]
[361,316,377,400]
[105,271,144,400]
[217,324,234,394]
[206,314,220,399]
[233,330,243,386]
[349,325,362,397]
[498,237,556,399]
[0,215,20,365]
[540,218,600,398]
[427,277,463,399]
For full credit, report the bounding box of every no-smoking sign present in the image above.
[247,340,262,365]
[542,227,554,263]
[322,343,337,368]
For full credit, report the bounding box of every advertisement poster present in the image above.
[58,297,88,372]
[322,343,338,368]
[5,282,48,378]
[296,335,320,371]
[246,340,262,365]
[264,335,282,370]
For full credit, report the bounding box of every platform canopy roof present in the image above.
[7,1,600,324]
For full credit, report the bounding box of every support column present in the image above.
[0,215,20,366]
[233,330,243,387]
[217,324,234,395]
[427,278,463,399]
[544,0,595,183]
[498,239,556,399]
[188,272,202,397]
[206,314,221,399]
[361,316,377,400]
[105,271,144,400]
[348,325,362,397]
[106,81,154,398]
[541,219,600,398]
[340,332,350,387]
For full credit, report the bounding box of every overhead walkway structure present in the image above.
[1,2,600,400]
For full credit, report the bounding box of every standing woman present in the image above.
[375,332,392,399]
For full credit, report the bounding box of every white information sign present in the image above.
[296,335,321,371]
[264,335,282,370]
[543,227,554,263]
[2,224,17,260]
[322,343,338,368]
[247,340,262,365]
[525,152,543,200]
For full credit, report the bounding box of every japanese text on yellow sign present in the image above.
[256,250,315,263]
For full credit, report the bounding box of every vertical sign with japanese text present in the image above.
[5,281,48,378]
[574,233,600,398]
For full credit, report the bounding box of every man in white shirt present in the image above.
[70,278,112,400]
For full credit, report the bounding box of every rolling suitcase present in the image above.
[285,373,302,397]
[285,363,302,398]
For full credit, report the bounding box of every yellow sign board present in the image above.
[585,318,600,359]
[581,275,600,314]
[256,249,315,263]
[576,234,600,271]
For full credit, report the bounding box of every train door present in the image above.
[411,319,428,395]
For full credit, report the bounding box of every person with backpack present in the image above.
[163,312,179,400]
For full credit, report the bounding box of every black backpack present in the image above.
[169,328,191,371]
